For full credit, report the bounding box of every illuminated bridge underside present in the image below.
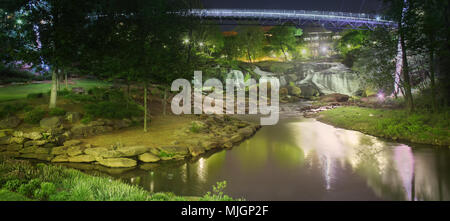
[188,9,396,30]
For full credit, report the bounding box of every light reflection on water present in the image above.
[108,117,450,201]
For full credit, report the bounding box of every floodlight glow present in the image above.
[376,16,381,21]
[377,92,385,101]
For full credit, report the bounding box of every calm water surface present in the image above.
[101,116,450,201]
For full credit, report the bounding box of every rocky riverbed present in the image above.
[0,113,260,168]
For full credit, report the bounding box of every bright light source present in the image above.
[16,19,23,24]
[183,39,189,44]
[321,47,327,53]
[199,42,204,47]
[301,49,307,55]
[377,92,385,101]
[376,16,381,21]
[347,44,351,49]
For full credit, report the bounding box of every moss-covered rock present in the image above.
[39,116,62,129]
[68,154,96,163]
[97,157,137,168]
[138,153,160,163]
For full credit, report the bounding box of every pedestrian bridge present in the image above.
[186,9,395,30]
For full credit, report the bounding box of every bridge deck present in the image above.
[187,9,395,29]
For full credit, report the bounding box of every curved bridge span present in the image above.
[187,9,395,30]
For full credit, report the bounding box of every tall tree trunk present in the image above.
[49,69,58,109]
[163,86,168,115]
[64,70,68,89]
[144,83,148,132]
[399,23,414,112]
[187,28,193,63]
[126,81,130,110]
[429,47,437,112]
[280,44,288,61]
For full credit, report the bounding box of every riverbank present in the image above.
[316,106,450,146]
[0,157,237,201]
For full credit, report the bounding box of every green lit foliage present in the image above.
[236,26,266,62]
[24,108,47,124]
[49,107,66,116]
[200,181,238,201]
[268,25,302,61]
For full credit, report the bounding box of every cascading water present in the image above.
[298,63,360,96]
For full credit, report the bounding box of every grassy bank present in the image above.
[0,158,236,201]
[317,106,450,146]
[0,79,110,102]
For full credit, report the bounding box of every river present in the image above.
[96,102,450,201]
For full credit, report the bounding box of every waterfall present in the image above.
[298,62,360,96]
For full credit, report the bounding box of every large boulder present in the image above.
[68,154,96,163]
[116,146,150,157]
[84,147,109,157]
[63,139,81,147]
[97,157,137,168]
[40,117,62,129]
[51,155,69,163]
[20,146,38,154]
[67,145,84,156]
[138,153,160,163]
[298,83,321,97]
[65,112,82,124]
[320,93,350,102]
[158,146,189,155]
[20,153,53,161]
[230,134,243,143]
[34,147,51,154]
[9,137,25,144]
[238,127,254,138]
[24,140,47,147]
[0,116,21,129]
[23,132,43,140]
[7,144,23,151]
[188,146,205,157]
[51,146,68,155]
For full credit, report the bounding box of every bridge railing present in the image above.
[188,9,394,25]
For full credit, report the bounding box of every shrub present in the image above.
[27,93,44,99]
[158,150,174,158]
[200,181,236,201]
[24,108,47,124]
[49,107,66,116]
[189,122,202,133]
[17,178,41,197]
[3,179,22,191]
[80,115,93,124]
[33,182,56,200]
[64,93,95,103]
[84,101,141,119]
[0,103,28,118]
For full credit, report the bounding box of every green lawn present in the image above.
[318,106,450,146]
[0,79,111,102]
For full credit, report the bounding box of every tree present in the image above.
[236,26,265,63]
[384,0,418,112]
[268,25,301,61]
[353,29,398,95]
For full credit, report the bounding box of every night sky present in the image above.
[202,0,385,14]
